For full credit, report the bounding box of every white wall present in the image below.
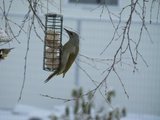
[0,0,160,117]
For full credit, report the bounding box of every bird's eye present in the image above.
[70,32,73,36]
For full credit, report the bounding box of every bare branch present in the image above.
[93,0,139,100]
[27,0,45,30]
[18,17,33,102]
[113,69,129,99]
[40,94,76,103]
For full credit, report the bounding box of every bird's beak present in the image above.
[8,48,14,51]
[64,28,70,34]
[9,48,14,50]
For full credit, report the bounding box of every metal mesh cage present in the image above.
[43,13,63,71]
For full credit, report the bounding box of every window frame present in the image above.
[68,0,119,6]
[64,0,120,11]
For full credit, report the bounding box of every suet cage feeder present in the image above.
[43,13,63,71]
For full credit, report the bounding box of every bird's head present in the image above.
[0,48,14,59]
[0,48,14,54]
[64,28,79,41]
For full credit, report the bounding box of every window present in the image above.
[69,0,118,6]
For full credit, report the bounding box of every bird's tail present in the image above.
[44,71,58,83]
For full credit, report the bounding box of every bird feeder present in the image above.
[43,13,63,71]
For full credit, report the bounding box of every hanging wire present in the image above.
[60,0,62,14]
[47,0,48,14]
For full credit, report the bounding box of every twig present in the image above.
[40,94,76,103]
[113,69,129,99]
[18,14,33,102]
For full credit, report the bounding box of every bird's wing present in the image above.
[44,46,70,83]
[62,46,79,77]
[57,49,70,74]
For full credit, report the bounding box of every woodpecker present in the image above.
[44,28,79,83]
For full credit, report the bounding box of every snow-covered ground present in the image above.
[0,104,160,120]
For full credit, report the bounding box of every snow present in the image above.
[121,114,160,120]
[0,104,160,120]
[0,104,51,120]
[0,28,10,43]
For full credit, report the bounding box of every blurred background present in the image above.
[0,0,160,120]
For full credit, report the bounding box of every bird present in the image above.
[0,48,14,60]
[44,28,79,83]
